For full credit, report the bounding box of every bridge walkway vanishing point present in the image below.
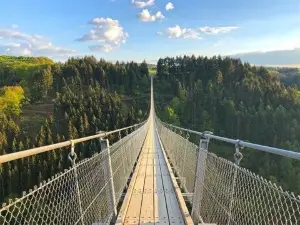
[116,103,192,225]
[0,77,300,225]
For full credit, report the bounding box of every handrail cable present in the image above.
[0,120,146,164]
[160,120,300,161]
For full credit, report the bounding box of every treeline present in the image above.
[0,56,149,102]
[0,56,150,204]
[154,55,300,194]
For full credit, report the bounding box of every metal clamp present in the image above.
[202,131,213,141]
[234,140,243,165]
[68,140,77,166]
[179,130,183,136]
[186,132,190,140]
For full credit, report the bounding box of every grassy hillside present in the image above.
[0,55,54,86]
[0,55,53,77]
[0,55,53,66]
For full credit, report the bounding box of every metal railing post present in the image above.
[68,141,85,225]
[191,134,210,224]
[100,138,117,219]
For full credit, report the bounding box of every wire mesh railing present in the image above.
[156,119,198,199]
[110,123,148,204]
[156,118,300,225]
[195,148,300,225]
[0,121,148,225]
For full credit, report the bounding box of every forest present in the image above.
[154,55,300,195]
[1,54,300,206]
[0,56,150,204]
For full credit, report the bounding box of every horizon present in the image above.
[1,53,300,69]
[0,0,299,65]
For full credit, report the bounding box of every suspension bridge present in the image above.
[0,78,300,224]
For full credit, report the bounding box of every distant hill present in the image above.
[0,55,54,67]
[0,55,54,88]
[231,49,300,86]
[266,66,300,86]
[147,64,156,68]
[233,48,300,66]
[263,64,300,68]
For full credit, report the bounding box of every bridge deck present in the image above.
[116,116,193,225]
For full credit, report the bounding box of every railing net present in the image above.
[156,119,198,199]
[156,119,300,225]
[0,123,148,225]
[110,124,148,203]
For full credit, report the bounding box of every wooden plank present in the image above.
[116,134,149,224]
[155,137,184,224]
[140,134,154,224]
[146,161,154,176]
[118,129,152,225]
[153,152,168,224]
[139,192,154,224]
[138,162,147,177]
[124,193,143,225]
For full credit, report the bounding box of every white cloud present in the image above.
[165,2,174,11]
[155,11,165,20]
[157,31,163,35]
[0,42,32,56]
[138,9,165,22]
[11,24,19,29]
[199,26,239,35]
[77,17,128,52]
[132,0,155,8]
[167,25,202,39]
[89,44,113,53]
[0,43,22,54]
[0,28,76,57]
[0,29,44,45]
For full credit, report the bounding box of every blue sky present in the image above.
[0,0,299,64]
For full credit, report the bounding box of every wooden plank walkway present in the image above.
[116,113,193,225]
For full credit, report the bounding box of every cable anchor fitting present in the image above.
[118,131,122,140]
[234,140,243,165]
[202,131,213,142]
[68,140,77,166]
[186,132,190,140]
